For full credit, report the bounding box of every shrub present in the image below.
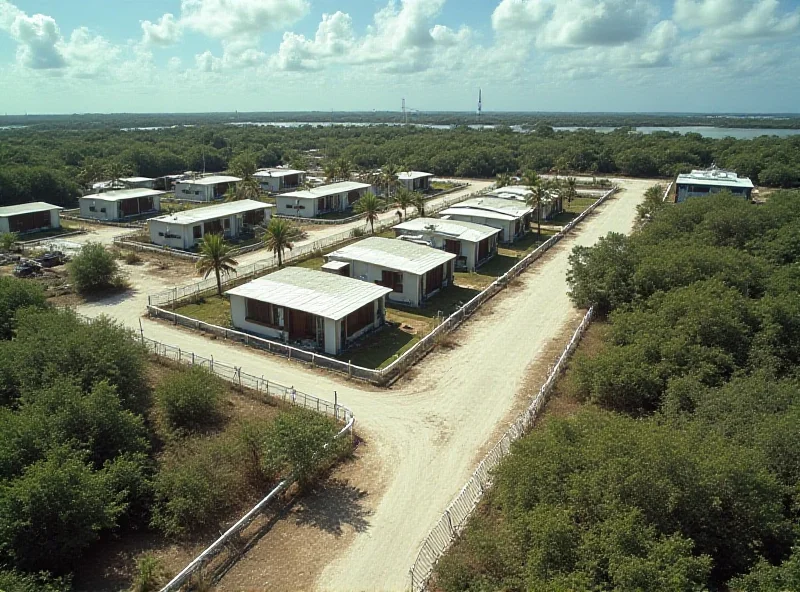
[124,251,143,265]
[130,554,165,592]
[0,570,70,592]
[69,242,124,294]
[0,231,19,252]
[155,366,223,434]
[0,276,47,340]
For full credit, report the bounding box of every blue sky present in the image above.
[1,0,799,114]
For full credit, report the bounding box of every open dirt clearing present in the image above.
[75,177,650,592]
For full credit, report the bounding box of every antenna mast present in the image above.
[477,88,482,121]
[402,98,407,125]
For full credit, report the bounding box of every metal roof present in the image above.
[677,169,754,189]
[439,208,515,222]
[394,217,500,242]
[177,175,242,186]
[226,267,392,322]
[281,181,372,200]
[0,202,62,217]
[440,197,532,220]
[254,168,305,178]
[149,199,272,225]
[321,260,350,271]
[327,237,456,276]
[120,176,154,183]
[80,188,165,202]
[398,171,434,180]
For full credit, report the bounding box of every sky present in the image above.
[0,0,799,115]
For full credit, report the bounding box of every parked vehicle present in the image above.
[13,260,41,277]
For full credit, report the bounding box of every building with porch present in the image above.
[397,171,434,192]
[326,237,457,308]
[439,197,533,244]
[174,175,242,202]
[0,202,61,234]
[276,181,372,218]
[254,168,307,192]
[393,217,500,272]
[147,199,272,250]
[675,168,754,202]
[79,188,164,221]
[226,267,392,356]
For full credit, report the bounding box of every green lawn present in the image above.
[173,295,232,327]
[295,256,324,270]
[17,227,78,242]
[499,228,558,256]
[339,325,420,369]
[548,196,599,225]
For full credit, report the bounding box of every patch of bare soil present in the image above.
[214,432,384,592]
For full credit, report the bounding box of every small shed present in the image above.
[277,181,372,218]
[675,168,754,203]
[175,175,242,202]
[79,188,164,221]
[326,236,457,308]
[226,267,392,355]
[254,168,307,192]
[397,171,434,192]
[0,202,62,234]
[148,199,272,250]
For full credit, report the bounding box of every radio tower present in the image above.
[402,98,407,125]
[477,88,482,119]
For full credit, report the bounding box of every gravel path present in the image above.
[76,177,650,592]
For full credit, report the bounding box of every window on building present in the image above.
[379,270,403,292]
[100,208,107,213]
[246,299,284,328]
[192,225,202,239]
[194,191,200,195]
[346,302,375,337]
[89,206,96,212]
[223,218,230,230]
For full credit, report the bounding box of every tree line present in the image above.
[2,124,799,209]
[435,191,800,592]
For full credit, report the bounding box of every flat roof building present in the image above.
[79,188,164,222]
[326,236,457,307]
[175,175,242,202]
[227,267,392,355]
[488,186,564,221]
[277,181,372,218]
[439,197,534,243]
[397,171,434,192]
[0,202,61,234]
[393,217,500,272]
[675,167,754,203]
[148,199,272,250]
[254,168,307,192]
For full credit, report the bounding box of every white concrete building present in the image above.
[148,199,272,250]
[393,217,500,272]
[119,176,155,189]
[488,186,564,220]
[254,168,306,192]
[0,202,61,234]
[277,181,372,218]
[175,175,242,202]
[326,237,457,308]
[676,168,754,202]
[397,171,434,192]
[439,197,533,244]
[226,267,392,356]
[79,188,164,221]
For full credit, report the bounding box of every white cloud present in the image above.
[492,0,551,31]
[538,0,658,48]
[9,12,65,69]
[141,13,181,46]
[674,0,800,37]
[61,27,121,77]
[195,50,222,72]
[179,0,309,39]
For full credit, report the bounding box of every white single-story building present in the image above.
[277,181,372,218]
[397,171,434,192]
[148,199,272,250]
[120,176,155,189]
[79,188,164,221]
[226,267,392,356]
[439,197,533,244]
[393,217,500,272]
[676,167,754,202]
[254,168,306,192]
[326,236,457,308]
[174,175,242,202]
[0,202,62,234]
[488,186,564,220]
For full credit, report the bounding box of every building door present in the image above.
[478,238,489,261]
[445,239,461,255]
[425,265,444,296]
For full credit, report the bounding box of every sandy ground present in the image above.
[74,177,651,592]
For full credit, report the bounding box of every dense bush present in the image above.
[0,276,46,340]
[155,366,223,433]
[69,242,125,294]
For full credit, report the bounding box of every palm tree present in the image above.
[78,158,106,192]
[236,178,261,201]
[196,234,238,296]
[526,183,550,240]
[412,192,426,217]
[260,217,302,267]
[565,176,578,207]
[496,172,512,188]
[336,157,352,182]
[107,161,132,188]
[354,192,381,234]
[323,161,338,183]
[396,187,414,220]
[382,163,400,199]
[223,185,238,202]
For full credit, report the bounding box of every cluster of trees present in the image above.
[2,124,799,208]
[435,192,800,591]
[0,280,347,588]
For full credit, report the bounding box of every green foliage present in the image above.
[195,233,238,295]
[0,569,70,592]
[262,408,347,488]
[0,232,18,252]
[0,276,46,341]
[354,192,382,233]
[130,554,166,592]
[567,232,635,314]
[732,548,800,592]
[260,217,301,267]
[69,242,124,294]
[155,366,223,434]
[0,447,123,573]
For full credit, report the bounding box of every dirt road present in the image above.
[76,177,650,592]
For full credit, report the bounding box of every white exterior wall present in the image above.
[175,182,215,202]
[148,208,268,250]
[443,213,516,244]
[229,294,287,342]
[336,258,423,307]
[275,196,318,218]
[79,197,118,221]
[0,218,7,234]
[676,184,751,203]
